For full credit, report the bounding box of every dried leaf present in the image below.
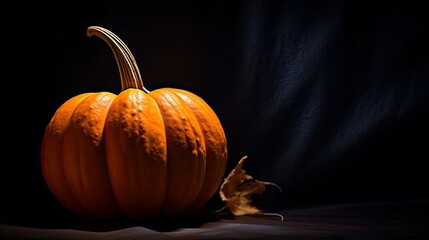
[218,155,283,220]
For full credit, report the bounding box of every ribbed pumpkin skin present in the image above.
[41,26,227,219]
[41,88,227,218]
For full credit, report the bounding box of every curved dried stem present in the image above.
[87,26,150,93]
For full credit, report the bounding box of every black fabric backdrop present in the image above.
[1,0,428,226]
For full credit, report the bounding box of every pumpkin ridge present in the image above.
[104,89,167,218]
[62,92,121,218]
[41,93,95,218]
[169,89,228,213]
[148,89,206,217]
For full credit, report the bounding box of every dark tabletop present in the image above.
[2,198,428,240]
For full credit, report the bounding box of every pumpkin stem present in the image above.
[87,26,150,93]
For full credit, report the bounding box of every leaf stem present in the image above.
[256,212,285,221]
[265,182,283,192]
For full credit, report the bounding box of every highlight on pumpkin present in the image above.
[41,26,228,219]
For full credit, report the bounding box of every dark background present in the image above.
[2,0,428,220]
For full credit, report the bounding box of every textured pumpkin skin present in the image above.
[41,27,227,219]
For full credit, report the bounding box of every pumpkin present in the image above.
[41,26,228,219]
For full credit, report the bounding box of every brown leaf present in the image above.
[219,155,282,217]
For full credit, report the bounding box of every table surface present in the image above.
[1,198,429,240]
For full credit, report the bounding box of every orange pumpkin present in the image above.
[41,26,227,219]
